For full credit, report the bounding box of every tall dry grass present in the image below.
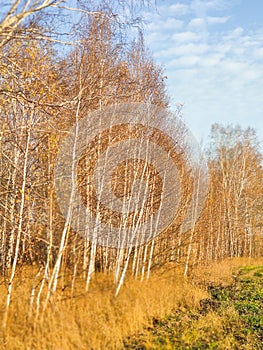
[0,257,262,350]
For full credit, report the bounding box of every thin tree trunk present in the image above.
[3,112,31,329]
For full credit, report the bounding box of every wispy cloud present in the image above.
[144,0,263,144]
[159,3,190,16]
[172,31,201,42]
[147,17,184,31]
[207,16,231,24]
[188,16,230,29]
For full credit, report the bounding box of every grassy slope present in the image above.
[0,258,262,349]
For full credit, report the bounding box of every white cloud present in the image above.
[143,1,263,144]
[199,54,222,67]
[147,18,184,31]
[145,31,166,45]
[214,43,232,55]
[224,27,244,39]
[168,3,190,15]
[218,61,247,75]
[253,47,263,59]
[168,55,200,68]
[188,17,205,29]
[188,15,230,29]
[207,16,230,24]
[158,3,190,17]
[171,31,200,42]
[191,0,233,12]
[173,43,208,56]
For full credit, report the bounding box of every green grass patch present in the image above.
[239,265,260,273]
[124,265,263,350]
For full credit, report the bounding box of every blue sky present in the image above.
[142,0,263,147]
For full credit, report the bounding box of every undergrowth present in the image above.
[124,262,263,350]
[0,258,262,349]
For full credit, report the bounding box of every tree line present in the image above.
[0,0,262,326]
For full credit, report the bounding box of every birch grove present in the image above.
[0,0,262,327]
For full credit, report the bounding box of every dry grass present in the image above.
[0,257,262,350]
[190,257,263,286]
